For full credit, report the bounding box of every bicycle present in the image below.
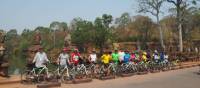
[118,62,136,74]
[50,64,71,82]
[69,63,89,79]
[21,65,50,83]
[108,62,117,76]
[96,63,106,79]
[136,61,149,72]
[86,62,98,78]
[96,62,118,79]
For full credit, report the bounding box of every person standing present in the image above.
[118,49,125,63]
[153,50,160,63]
[123,50,130,63]
[57,47,70,77]
[70,48,81,65]
[111,49,119,64]
[32,47,50,78]
[130,51,136,62]
[32,47,50,68]
[101,51,112,76]
[57,47,70,68]
[88,50,97,64]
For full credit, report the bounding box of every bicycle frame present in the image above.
[108,63,117,72]
[31,66,48,77]
[54,65,69,76]
[69,64,88,78]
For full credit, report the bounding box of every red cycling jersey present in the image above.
[130,54,136,61]
[71,53,81,65]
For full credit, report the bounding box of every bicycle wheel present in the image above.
[61,69,72,82]
[78,67,88,78]
[109,66,116,76]
[36,68,50,83]
[21,70,35,84]
[98,66,106,79]
[47,70,58,82]
[87,64,96,78]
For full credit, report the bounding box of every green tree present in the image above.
[50,21,68,31]
[138,0,166,50]
[115,12,131,28]
[5,29,18,41]
[102,14,113,28]
[94,14,113,54]
[34,26,53,50]
[60,22,68,31]
[4,29,21,73]
[166,0,199,52]
[70,18,94,51]
[132,15,155,49]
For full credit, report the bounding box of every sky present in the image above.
[0,0,169,33]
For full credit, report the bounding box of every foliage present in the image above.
[2,8,200,74]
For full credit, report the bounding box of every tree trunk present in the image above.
[99,44,103,56]
[157,15,165,50]
[178,23,183,52]
[159,25,165,50]
[177,0,183,52]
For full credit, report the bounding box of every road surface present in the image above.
[0,67,200,88]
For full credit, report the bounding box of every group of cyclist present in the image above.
[100,49,169,66]
[32,47,169,72]
[32,47,81,68]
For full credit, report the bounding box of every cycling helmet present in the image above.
[63,47,68,51]
[143,52,147,55]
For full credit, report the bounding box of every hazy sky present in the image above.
[0,0,169,33]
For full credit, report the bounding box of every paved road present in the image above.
[1,67,200,88]
[67,67,200,88]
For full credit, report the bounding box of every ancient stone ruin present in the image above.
[0,32,9,77]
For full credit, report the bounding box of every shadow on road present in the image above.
[193,72,200,75]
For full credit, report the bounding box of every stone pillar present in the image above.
[64,33,71,48]
[0,44,9,77]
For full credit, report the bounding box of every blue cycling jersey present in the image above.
[124,53,130,63]
[160,53,165,61]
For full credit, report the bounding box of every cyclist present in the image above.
[123,50,130,64]
[134,50,140,64]
[130,51,136,62]
[160,51,165,62]
[88,49,98,74]
[101,51,112,75]
[57,47,70,68]
[142,51,148,63]
[153,50,160,63]
[163,52,169,63]
[70,48,81,66]
[119,49,125,64]
[32,47,50,77]
[111,49,119,64]
[88,49,97,64]
[32,47,50,68]
[56,47,70,77]
[101,51,111,66]
[146,50,152,60]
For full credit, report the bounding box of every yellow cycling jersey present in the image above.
[101,54,111,64]
[142,55,147,62]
